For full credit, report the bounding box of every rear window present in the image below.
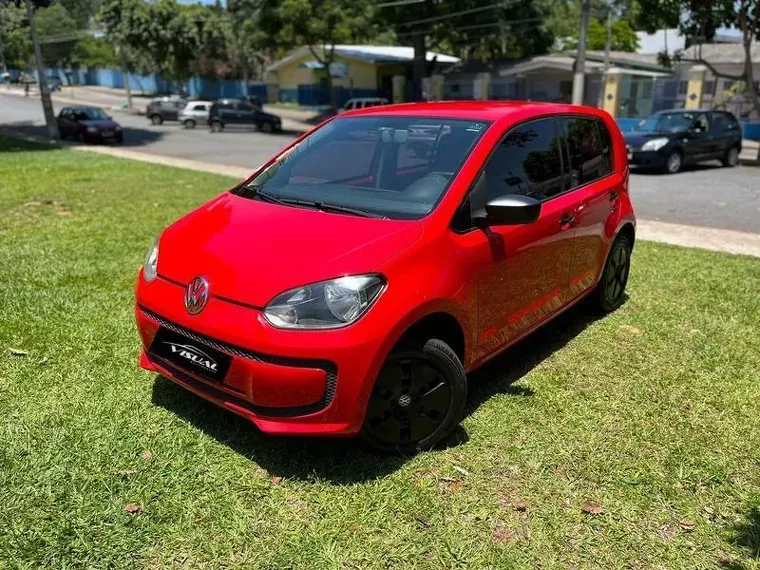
[561,117,613,187]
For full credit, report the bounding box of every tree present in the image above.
[564,17,639,51]
[35,2,78,67]
[263,0,376,109]
[637,0,760,116]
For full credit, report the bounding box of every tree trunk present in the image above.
[740,2,760,117]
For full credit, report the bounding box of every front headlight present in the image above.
[641,137,670,152]
[86,126,98,134]
[264,274,385,329]
[143,238,159,282]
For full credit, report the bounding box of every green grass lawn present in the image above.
[1,135,760,570]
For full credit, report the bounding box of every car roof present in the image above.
[654,108,732,115]
[65,106,103,111]
[341,100,608,123]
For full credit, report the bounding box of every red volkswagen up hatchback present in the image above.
[135,102,635,452]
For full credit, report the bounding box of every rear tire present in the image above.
[665,150,682,174]
[210,121,223,133]
[362,338,467,454]
[261,121,273,133]
[722,146,739,167]
[593,234,632,313]
[150,114,163,126]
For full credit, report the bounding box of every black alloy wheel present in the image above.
[595,235,632,312]
[362,339,466,454]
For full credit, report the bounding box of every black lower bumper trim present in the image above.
[139,305,337,417]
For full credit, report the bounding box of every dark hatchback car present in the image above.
[57,106,123,143]
[207,99,282,133]
[624,109,742,174]
[146,98,187,125]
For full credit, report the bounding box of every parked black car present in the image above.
[624,109,742,174]
[146,98,187,125]
[57,106,123,143]
[208,99,282,133]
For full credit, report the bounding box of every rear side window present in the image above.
[712,112,738,131]
[561,117,613,187]
[193,104,207,111]
[483,117,564,201]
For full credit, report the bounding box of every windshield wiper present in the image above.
[239,185,386,218]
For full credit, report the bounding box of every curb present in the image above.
[637,220,760,258]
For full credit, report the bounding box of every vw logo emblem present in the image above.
[185,276,209,315]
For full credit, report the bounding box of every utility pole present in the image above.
[598,9,613,107]
[25,0,59,140]
[572,0,591,105]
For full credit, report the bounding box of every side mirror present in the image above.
[476,195,542,227]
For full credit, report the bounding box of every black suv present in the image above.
[624,109,742,174]
[146,98,187,125]
[208,99,282,133]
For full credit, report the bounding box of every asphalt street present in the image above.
[2,93,759,234]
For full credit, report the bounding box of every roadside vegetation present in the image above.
[1,136,759,569]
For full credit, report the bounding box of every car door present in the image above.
[236,102,256,128]
[559,116,620,301]
[685,112,711,161]
[463,117,576,359]
[709,112,740,158]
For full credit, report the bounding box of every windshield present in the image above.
[236,116,490,220]
[636,112,694,133]
[75,108,109,121]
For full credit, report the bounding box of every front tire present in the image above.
[362,338,467,454]
[261,121,273,133]
[665,150,682,174]
[150,114,163,126]
[210,121,223,133]
[594,234,632,313]
[722,146,739,167]
[183,119,196,129]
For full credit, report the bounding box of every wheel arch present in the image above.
[617,221,636,251]
[394,311,466,366]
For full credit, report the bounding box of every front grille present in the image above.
[139,305,338,416]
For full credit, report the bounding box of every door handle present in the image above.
[559,213,575,230]
[609,191,620,210]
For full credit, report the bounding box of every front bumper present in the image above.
[627,149,666,168]
[135,274,391,436]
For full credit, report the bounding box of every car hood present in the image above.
[624,130,680,147]
[80,119,119,129]
[157,192,424,307]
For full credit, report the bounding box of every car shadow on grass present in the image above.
[151,297,616,484]
[465,299,610,417]
[719,507,760,569]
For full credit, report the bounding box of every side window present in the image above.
[195,104,207,112]
[238,102,254,112]
[60,109,70,119]
[693,113,709,132]
[712,112,738,131]
[483,118,564,202]
[562,117,612,187]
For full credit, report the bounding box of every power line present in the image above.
[398,16,542,37]
[376,0,425,7]
[399,0,520,28]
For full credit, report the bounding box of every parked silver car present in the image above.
[179,100,212,129]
